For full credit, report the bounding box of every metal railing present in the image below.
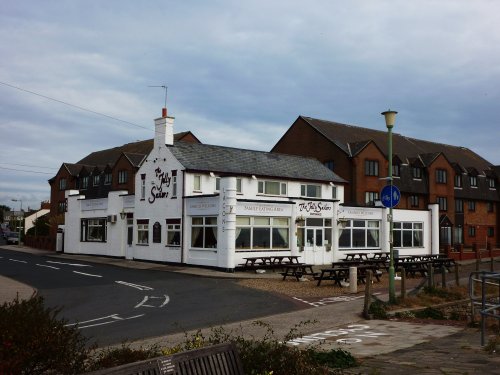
[469,271,500,345]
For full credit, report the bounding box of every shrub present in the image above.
[0,295,92,374]
[368,300,388,319]
[414,307,445,320]
[87,343,163,371]
[309,348,358,369]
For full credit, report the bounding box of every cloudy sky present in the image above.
[1,1,499,211]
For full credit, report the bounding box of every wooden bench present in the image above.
[281,264,318,280]
[85,342,244,375]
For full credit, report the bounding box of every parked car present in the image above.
[6,232,19,244]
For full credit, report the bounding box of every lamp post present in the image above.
[381,110,397,304]
[11,198,23,244]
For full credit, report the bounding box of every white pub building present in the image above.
[63,110,439,271]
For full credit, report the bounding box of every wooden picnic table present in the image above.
[343,252,370,261]
[395,258,429,277]
[281,264,317,281]
[371,252,390,260]
[316,267,350,286]
[239,256,301,271]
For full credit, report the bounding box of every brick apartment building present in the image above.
[47,132,200,249]
[272,116,500,249]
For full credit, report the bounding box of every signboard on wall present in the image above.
[186,198,218,216]
[296,200,333,217]
[81,199,108,211]
[236,202,292,216]
[337,206,382,220]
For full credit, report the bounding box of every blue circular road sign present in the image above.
[380,185,401,208]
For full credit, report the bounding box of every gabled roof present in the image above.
[301,116,494,173]
[168,142,346,183]
[77,132,199,166]
[123,152,147,167]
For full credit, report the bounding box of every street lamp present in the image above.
[381,110,397,304]
[11,198,23,244]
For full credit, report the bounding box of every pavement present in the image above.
[2,244,500,374]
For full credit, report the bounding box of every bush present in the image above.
[87,343,162,371]
[0,295,92,374]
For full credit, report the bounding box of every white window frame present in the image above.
[365,191,379,206]
[93,174,100,186]
[81,176,89,190]
[257,180,287,196]
[191,216,218,249]
[338,219,380,250]
[235,216,290,251]
[137,221,149,245]
[193,175,201,192]
[393,222,424,248]
[300,184,321,198]
[166,219,181,246]
[118,170,128,184]
[81,218,107,242]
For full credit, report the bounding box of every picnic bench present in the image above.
[238,255,301,272]
[316,263,382,286]
[395,258,429,277]
[281,264,318,280]
[343,252,370,261]
[85,342,244,375]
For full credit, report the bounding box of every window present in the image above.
[140,174,146,200]
[437,197,447,211]
[81,176,89,190]
[469,176,477,187]
[392,164,400,177]
[93,174,100,186]
[324,160,334,171]
[410,195,419,208]
[487,202,494,213]
[80,218,107,242]
[413,167,422,179]
[236,178,242,194]
[258,180,287,196]
[332,186,337,199]
[339,220,380,249]
[166,218,181,246]
[172,170,177,197]
[393,222,423,248]
[215,177,221,192]
[468,200,476,211]
[137,219,149,245]
[301,184,321,198]
[59,178,67,190]
[454,174,462,188]
[191,217,217,248]
[488,227,494,237]
[104,173,112,185]
[235,216,289,250]
[58,201,66,213]
[436,169,447,184]
[365,191,379,206]
[365,160,379,176]
[455,199,463,213]
[468,226,476,237]
[118,170,128,184]
[488,178,496,189]
[193,175,201,191]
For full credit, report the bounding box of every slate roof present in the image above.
[302,116,495,174]
[77,132,196,166]
[168,142,346,183]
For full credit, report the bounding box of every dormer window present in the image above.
[93,175,100,186]
[469,175,477,187]
[59,178,67,190]
[365,160,379,176]
[454,174,462,188]
[392,163,400,177]
[413,167,422,179]
[81,176,89,190]
[488,177,496,189]
[436,169,447,184]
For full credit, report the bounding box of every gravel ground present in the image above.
[236,261,483,299]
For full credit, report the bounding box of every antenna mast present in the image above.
[148,85,168,108]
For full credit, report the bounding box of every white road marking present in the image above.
[73,270,102,278]
[135,295,170,308]
[46,260,91,267]
[65,313,145,329]
[9,258,27,263]
[293,292,381,307]
[287,324,389,346]
[36,263,60,270]
[115,280,154,291]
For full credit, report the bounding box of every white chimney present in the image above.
[154,107,174,148]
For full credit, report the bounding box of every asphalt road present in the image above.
[0,248,303,346]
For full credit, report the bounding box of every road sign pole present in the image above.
[382,110,398,304]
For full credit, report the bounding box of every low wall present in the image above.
[24,236,55,251]
[445,244,500,261]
